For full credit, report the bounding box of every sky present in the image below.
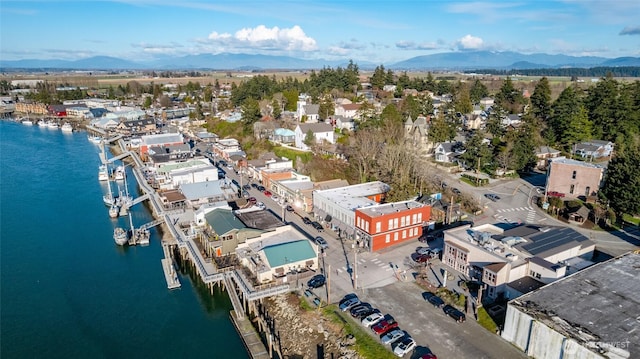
[1,0,639,64]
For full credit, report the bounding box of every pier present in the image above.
[101,137,294,359]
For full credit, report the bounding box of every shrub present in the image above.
[477,307,499,333]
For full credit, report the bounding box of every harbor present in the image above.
[92,126,291,358]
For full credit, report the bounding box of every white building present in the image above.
[294,123,335,150]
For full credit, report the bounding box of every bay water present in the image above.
[0,121,248,359]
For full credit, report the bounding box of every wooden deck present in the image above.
[230,311,270,359]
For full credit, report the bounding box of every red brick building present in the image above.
[547,157,605,198]
[355,200,431,252]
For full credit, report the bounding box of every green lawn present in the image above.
[623,214,640,226]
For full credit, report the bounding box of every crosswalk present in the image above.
[494,206,539,224]
[335,256,393,274]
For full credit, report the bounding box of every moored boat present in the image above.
[88,135,102,144]
[47,121,59,129]
[113,227,128,246]
[109,205,119,218]
[61,122,73,132]
[113,165,125,181]
[37,120,47,127]
[21,118,33,125]
[98,165,109,181]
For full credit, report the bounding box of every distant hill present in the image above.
[0,51,637,71]
[389,51,616,70]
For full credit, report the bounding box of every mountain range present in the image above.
[1,51,639,71]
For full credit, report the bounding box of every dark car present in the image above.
[411,252,430,263]
[418,234,436,243]
[354,307,379,320]
[285,205,294,212]
[307,274,326,288]
[339,293,358,305]
[251,183,258,189]
[452,188,461,195]
[302,217,312,225]
[349,303,372,317]
[443,305,466,323]
[242,184,251,190]
[311,221,324,232]
[257,185,266,191]
[315,236,329,249]
[484,193,500,202]
[248,197,257,203]
[426,293,445,308]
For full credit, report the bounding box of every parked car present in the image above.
[350,304,375,319]
[242,190,250,198]
[248,197,257,203]
[393,336,416,357]
[256,202,266,210]
[242,184,251,190]
[314,236,329,249]
[428,248,442,258]
[257,185,265,191]
[452,188,461,195]
[302,217,312,225]
[443,305,466,323]
[418,234,436,243]
[285,205,294,212]
[251,183,258,189]
[339,293,358,305]
[380,328,404,345]
[484,193,500,201]
[372,317,398,335]
[416,246,431,255]
[263,190,272,197]
[339,297,361,312]
[362,312,385,327]
[418,354,437,359]
[425,293,445,308]
[311,221,324,232]
[411,252,430,263]
[307,274,326,289]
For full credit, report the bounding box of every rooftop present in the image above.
[263,240,316,268]
[314,181,390,211]
[141,133,183,146]
[204,207,246,235]
[510,252,640,357]
[358,200,424,217]
[550,157,606,169]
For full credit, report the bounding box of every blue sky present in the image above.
[1,0,639,63]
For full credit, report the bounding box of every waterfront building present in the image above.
[502,252,639,359]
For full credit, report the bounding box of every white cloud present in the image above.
[207,25,317,52]
[455,35,484,50]
[395,40,440,50]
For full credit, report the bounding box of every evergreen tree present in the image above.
[469,79,488,103]
[601,141,640,217]
[428,112,456,143]
[530,77,551,122]
[241,98,261,135]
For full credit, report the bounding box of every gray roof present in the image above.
[303,104,320,115]
[236,210,283,230]
[298,122,333,134]
[510,253,640,356]
[506,225,593,257]
[179,180,224,201]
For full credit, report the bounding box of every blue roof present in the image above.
[263,240,316,267]
[275,128,295,136]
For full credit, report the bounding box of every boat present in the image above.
[61,123,73,132]
[47,121,59,129]
[98,165,109,181]
[113,165,125,181]
[21,118,33,126]
[37,120,47,127]
[109,205,119,218]
[113,227,128,246]
[88,135,102,144]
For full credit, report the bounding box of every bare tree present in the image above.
[349,128,382,183]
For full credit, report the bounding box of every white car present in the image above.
[380,328,404,345]
[393,336,416,357]
[256,202,266,209]
[271,195,279,201]
[361,312,384,327]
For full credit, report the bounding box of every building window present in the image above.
[388,219,393,230]
[393,218,398,229]
[417,213,422,222]
[375,222,381,233]
[572,170,577,179]
[365,221,369,232]
[402,230,406,239]
[529,270,541,279]
[385,234,390,243]
[356,217,360,229]
[412,214,417,224]
[401,216,406,227]
[570,184,575,194]
[585,186,590,196]
[394,232,398,241]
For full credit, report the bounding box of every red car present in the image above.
[372,318,398,335]
[263,190,272,197]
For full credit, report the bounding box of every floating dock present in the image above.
[161,258,181,289]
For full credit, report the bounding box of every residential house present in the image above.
[116,117,156,135]
[433,142,464,163]
[335,103,361,119]
[334,115,356,132]
[354,201,431,252]
[303,104,320,122]
[294,123,335,150]
[443,223,595,300]
[573,140,614,160]
[535,146,561,170]
[201,207,265,257]
[211,138,245,161]
[404,115,434,155]
[546,157,606,198]
[270,128,296,144]
[296,93,311,121]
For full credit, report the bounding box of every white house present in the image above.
[294,123,335,150]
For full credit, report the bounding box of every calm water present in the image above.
[0,121,248,359]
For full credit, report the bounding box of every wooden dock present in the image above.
[161,258,181,289]
[230,311,270,359]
